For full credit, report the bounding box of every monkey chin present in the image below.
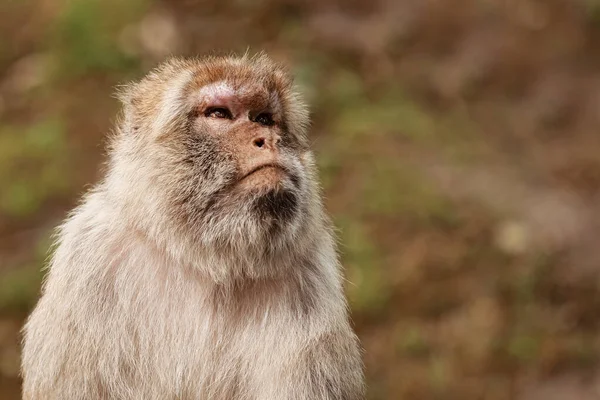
[253,187,298,224]
[239,168,299,223]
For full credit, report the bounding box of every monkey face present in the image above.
[132,57,314,252]
[184,79,305,224]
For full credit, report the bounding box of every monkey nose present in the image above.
[252,134,280,151]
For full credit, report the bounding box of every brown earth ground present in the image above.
[2,0,600,398]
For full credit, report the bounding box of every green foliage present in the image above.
[397,327,430,358]
[0,230,52,313]
[336,95,434,141]
[567,335,597,367]
[316,149,343,191]
[435,109,482,163]
[0,264,44,313]
[328,71,434,141]
[329,70,365,108]
[0,233,50,313]
[292,57,327,106]
[507,334,540,364]
[428,357,449,392]
[363,159,457,224]
[337,217,391,314]
[320,69,459,224]
[585,0,600,24]
[51,0,146,77]
[0,118,71,217]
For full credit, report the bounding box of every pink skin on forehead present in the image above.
[197,82,272,119]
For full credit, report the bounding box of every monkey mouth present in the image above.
[241,163,290,181]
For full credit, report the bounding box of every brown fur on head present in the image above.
[107,54,321,281]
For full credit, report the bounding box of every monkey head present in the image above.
[109,55,321,273]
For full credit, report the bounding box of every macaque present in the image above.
[21,54,365,400]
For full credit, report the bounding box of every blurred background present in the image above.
[2,0,600,398]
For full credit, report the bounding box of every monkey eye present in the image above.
[205,107,232,119]
[255,113,274,126]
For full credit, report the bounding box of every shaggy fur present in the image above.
[21,54,365,400]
